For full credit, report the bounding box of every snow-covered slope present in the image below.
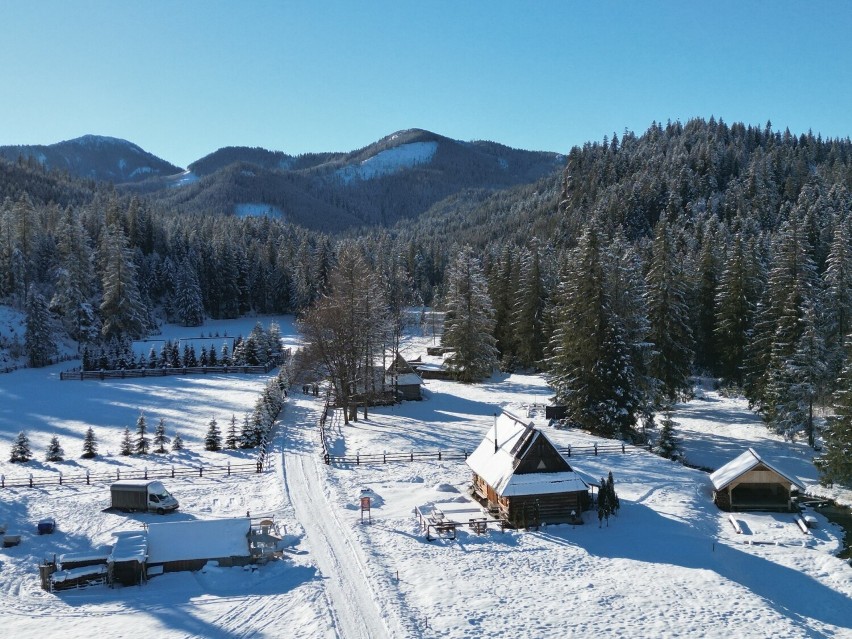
[336,141,438,183]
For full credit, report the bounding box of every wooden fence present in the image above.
[319,400,646,465]
[0,460,265,490]
[60,362,277,381]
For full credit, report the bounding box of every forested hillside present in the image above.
[2,117,852,483]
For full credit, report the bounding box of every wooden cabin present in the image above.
[466,410,590,527]
[710,448,805,512]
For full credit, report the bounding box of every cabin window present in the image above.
[149,494,159,503]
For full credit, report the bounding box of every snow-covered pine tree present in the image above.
[171,432,184,451]
[654,409,682,460]
[646,216,694,404]
[153,418,170,453]
[9,430,32,462]
[767,302,826,445]
[134,412,149,454]
[816,342,852,485]
[715,229,762,387]
[81,426,98,459]
[488,244,518,369]
[441,245,498,383]
[45,434,64,462]
[226,414,238,449]
[120,427,133,456]
[50,206,98,343]
[205,417,222,451]
[240,413,254,448]
[512,241,546,370]
[25,286,56,367]
[822,219,852,387]
[99,223,147,340]
[174,257,205,326]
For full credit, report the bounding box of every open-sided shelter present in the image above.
[710,448,805,512]
[466,410,590,526]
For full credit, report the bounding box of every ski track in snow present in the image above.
[283,404,399,639]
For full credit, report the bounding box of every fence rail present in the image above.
[0,460,264,489]
[60,363,277,381]
[322,441,646,466]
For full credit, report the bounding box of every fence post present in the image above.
[438,451,442,461]
[567,445,571,457]
[324,452,330,465]
[144,467,148,480]
[356,452,360,465]
[594,443,598,456]
[622,442,626,453]
[228,461,231,476]
[117,469,120,480]
[410,451,414,462]
[30,473,33,487]
[199,466,203,477]
[59,472,62,486]
[384,451,387,464]
[171,465,175,478]
[86,471,90,485]
[256,461,263,473]
[1,474,4,488]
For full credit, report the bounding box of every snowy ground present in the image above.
[1,315,850,638]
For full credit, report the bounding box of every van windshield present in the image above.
[156,492,171,501]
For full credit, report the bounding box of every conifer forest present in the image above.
[2,117,852,485]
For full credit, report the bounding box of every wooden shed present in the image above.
[710,448,805,512]
[466,410,590,527]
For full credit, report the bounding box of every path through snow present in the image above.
[283,402,402,639]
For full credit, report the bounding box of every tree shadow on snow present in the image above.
[572,501,851,635]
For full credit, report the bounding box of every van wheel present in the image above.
[156,508,165,515]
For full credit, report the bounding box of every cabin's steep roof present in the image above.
[709,448,805,491]
[466,410,588,497]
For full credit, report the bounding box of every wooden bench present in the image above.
[468,518,488,534]
[426,521,458,541]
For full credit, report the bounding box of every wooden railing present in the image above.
[0,460,265,489]
[60,362,278,381]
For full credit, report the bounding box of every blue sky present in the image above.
[1,1,851,168]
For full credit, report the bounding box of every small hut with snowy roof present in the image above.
[466,410,590,526]
[709,448,805,512]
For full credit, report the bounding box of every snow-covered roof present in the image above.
[110,530,148,564]
[709,448,805,491]
[146,517,250,564]
[394,372,423,386]
[466,410,588,497]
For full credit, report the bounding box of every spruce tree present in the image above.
[646,217,694,404]
[240,413,254,448]
[441,245,498,382]
[81,426,98,459]
[153,418,170,453]
[120,427,133,456]
[654,409,682,460]
[25,286,57,368]
[512,242,546,370]
[226,414,238,449]
[174,257,205,326]
[45,435,64,462]
[171,432,184,452]
[9,430,32,462]
[134,412,149,454]
[99,223,147,340]
[204,417,222,451]
[816,349,852,485]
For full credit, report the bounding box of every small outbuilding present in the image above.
[146,517,253,573]
[466,410,590,527]
[710,448,805,512]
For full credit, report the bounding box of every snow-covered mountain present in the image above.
[149,128,564,231]
[0,135,182,184]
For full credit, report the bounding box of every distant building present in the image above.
[710,448,805,512]
[466,410,590,526]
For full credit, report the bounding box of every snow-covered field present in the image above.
[1,316,850,638]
